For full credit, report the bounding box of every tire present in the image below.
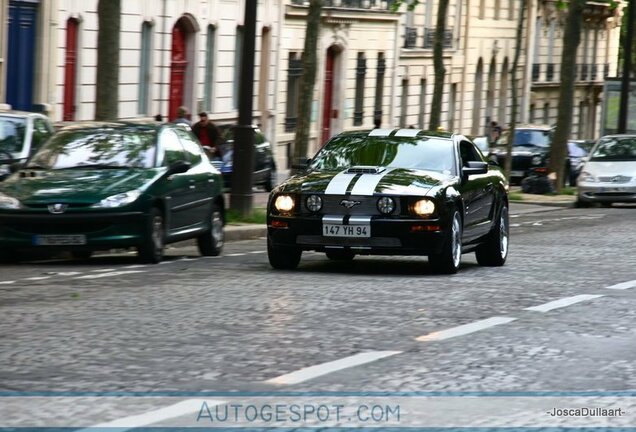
[475,203,509,267]
[267,236,301,270]
[575,197,592,208]
[71,251,93,261]
[137,208,164,264]
[197,205,224,256]
[325,250,355,261]
[428,210,462,274]
[600,202,613,208]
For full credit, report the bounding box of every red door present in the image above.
[321,47,336,145]
[168,22,187,121]
[63,18,79,121]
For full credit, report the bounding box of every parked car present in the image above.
[576,134,636,207]
[0,121,225,263]
[0,111,55,181]
[217,125,277,191]
[267,128,509,274]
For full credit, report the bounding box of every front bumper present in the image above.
[577,182,636,203]
[268,215,447,256]
[0,211,147,251]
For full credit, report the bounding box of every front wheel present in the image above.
[428,210,462,274]
[197,205,224,256]
[475,203,509,266]
[268,236,301,270]
[137,208,164,264]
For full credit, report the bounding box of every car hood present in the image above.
[278,168,453,196]
[583,161,636,178]
[0,168,160,205]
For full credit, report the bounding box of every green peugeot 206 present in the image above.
[0,121,225,263]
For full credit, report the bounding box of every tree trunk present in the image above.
[292,0,323,174]
[428,0,449,130]
[550,0,586,192]
[505,0,527,181]
[95,0,120,121]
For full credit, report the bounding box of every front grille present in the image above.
[7,221,112,234]
[598,176,632,184]
[307,195,402,216]
[296,235,401,248]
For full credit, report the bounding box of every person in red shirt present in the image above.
[192,112,222,158]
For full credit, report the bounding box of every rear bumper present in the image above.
[268,215,447,255]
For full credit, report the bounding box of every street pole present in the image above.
[619,0,634,133]
[231,0,257,216]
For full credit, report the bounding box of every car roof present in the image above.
[336,128,456,140]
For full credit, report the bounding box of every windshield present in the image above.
[309,135,457,175]
[27,127,157,169]
[499,129,552,147]
[590,136,636,161]
[0,116,26,155]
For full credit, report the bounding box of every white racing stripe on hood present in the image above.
[350,168,395,196]
[324,171,358,195]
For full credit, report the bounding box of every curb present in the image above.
[510,200,574,208]
[225,224,267,241]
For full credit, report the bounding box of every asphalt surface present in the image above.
[1,203,635,427]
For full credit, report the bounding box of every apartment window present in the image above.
[204,25,216,111]
[353,53,366,126]
[494,0,501,20]
[529,104,536,123]
[404,9,416,48]
[479,0,486,19]
[285,52,303,132]
[400,79,408,128]
[508,0,515,20]
[138,22,153,115]
[374,52,386,123]
[418,79,426,129]
[233,25,244,109]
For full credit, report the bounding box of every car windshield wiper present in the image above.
[56,164,128,170]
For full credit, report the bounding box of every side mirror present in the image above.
[462,161,488,177]
[166,160,191,176]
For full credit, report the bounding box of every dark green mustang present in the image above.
[267,129,509,274]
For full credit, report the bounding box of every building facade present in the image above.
[0,0,623,171]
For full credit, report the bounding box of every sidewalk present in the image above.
[509,187,576,208]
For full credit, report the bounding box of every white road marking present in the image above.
[92,268,116,273]
[74,270,146,280]
[56,271,82,276]
[416,317,517,342]
[78,399,224,430]
[248,250,266,254]
[524,294,603,313]
[0,281,15,285]
[265,351,402,385]
[226,253,246,257]
[123,265,146,269]
[606,280,636,290]
[24,276,51,281]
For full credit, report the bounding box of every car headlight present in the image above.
[305,194,323,212]
[579,171,597,183]
[274,195,295,213]
[0,192,20,209]
[531,155,542,165]
[91,190,141,208]
[412,199,436,217]
[377,196,396,215]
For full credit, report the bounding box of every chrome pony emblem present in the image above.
[340,199,361,209]
[48,203,68,214]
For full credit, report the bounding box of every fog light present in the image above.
[306,194,323,212]
[377,196,396,214]
[412,199,435,217]
[271,220,288,228]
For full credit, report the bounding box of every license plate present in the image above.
[511,170,525,177]
[33,235,87,246]
[323,224,370,238]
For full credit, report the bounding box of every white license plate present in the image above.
[33,235,87,246]
[323,224,370,238]
[511,170,525,177]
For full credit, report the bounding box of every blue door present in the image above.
[7,1,39,111]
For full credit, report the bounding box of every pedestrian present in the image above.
[490,121,502,144]
[192,112,223,158]
[373,117,382,129]
[174,106,191,126]
[154,114,163,122]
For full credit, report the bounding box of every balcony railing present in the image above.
[531,62,610,83]
[292,0,394,10]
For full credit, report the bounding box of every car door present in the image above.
[158,128,198,231]
[175,127,214,224]
[458,140,494,240]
